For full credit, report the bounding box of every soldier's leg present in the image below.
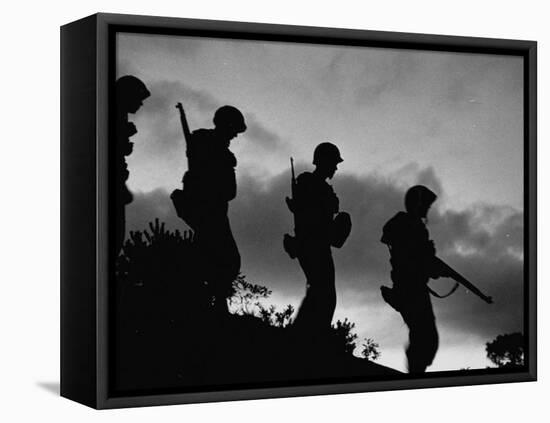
[207,214,241,313]
[405,320,438,373]
[321,251,336,328]
[423,318,439,368]
[294,250,317,330]
[294,247,335,332]
[419,295,439,368]
[402,294,438,373]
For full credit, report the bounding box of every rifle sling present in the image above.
[428,281,460,299]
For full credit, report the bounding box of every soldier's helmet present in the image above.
[405,185,437,213]
[116,75,150,112]
[313,142,344,166]
[213,105,247,134]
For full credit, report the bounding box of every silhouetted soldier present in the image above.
[288,142,351,336]
[380,185,443,373]
[174,106,246,315]
[115,75,150,253]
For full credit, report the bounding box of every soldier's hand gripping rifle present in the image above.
[433,257,493,304]
[283,157,298,259]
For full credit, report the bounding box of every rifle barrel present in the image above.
[175,102,191,143]
[436,258,493,304]
[290,157,296,197]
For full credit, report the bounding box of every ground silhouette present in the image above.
[113,219,399,394]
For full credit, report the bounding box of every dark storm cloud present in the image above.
[143,80,219,117]
[126,80,220,160]
[415,167,444,194]
[134,80,289,157]
[242,115,289,153]
[230,169,297,286]
[125,165,524,340]
[431,205,523,257]
[236,166,524,341]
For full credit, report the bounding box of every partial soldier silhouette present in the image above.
[171,105,246,315]
[115,75,150,253]
[380,185,493,373]
[380,185,442,373]
[285,142,352,337]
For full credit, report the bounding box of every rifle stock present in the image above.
[435,257,493,304]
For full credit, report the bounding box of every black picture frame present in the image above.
[60,12,537,409]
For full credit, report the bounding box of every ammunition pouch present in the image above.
[283,233,299,259]
[331,212,352,248]
[121,184,133,206]
[285,197,295,213]
[170,188,198,230]
[380,285,403,312]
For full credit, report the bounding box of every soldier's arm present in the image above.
[218,150,237,201]
[224,168,237,201]
[419,240,447,278]
[389,232,436,274]
[328,185,340,214]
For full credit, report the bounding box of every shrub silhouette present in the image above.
[362,338,381,361]
[229,274,273,315]
[486,332,525,368]
[331,318,359,355]
[117,218,207,305]
[230,274,296,328]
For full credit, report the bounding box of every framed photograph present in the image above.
[60,13,536,409]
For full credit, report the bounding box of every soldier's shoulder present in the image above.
[296,171,315,184]
[191,128,215,140]
[298,172,324,192]
[389,211,416,227]
[381,211,409,244]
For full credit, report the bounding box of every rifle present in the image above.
[175,102,191,151]
[171,102,195,227]
[283,157,298,259]
[434,257,493,304]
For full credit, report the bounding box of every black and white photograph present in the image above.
[110,27,531,396]
[6,1,548,421]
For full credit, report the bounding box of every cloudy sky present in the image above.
[117,32,524,372]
